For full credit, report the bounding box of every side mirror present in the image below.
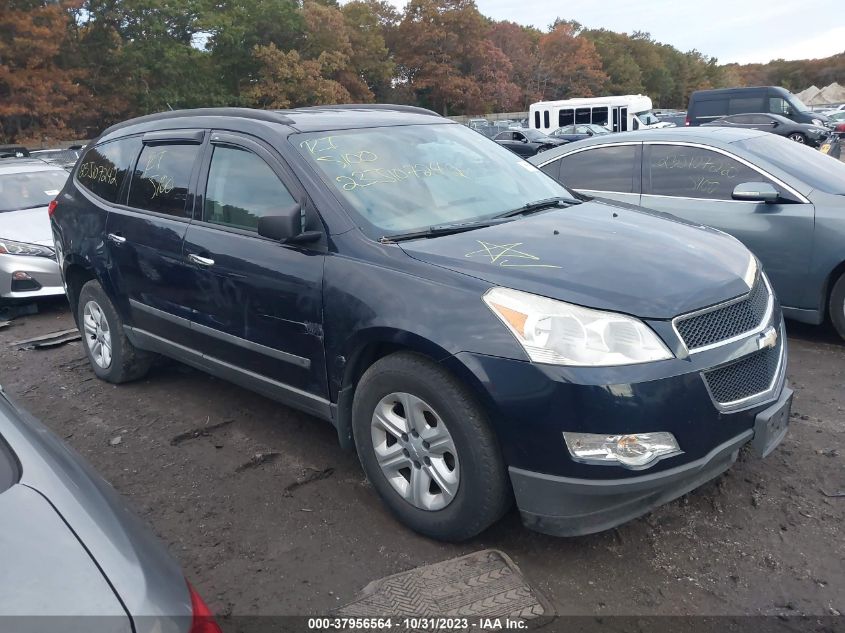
[257,203,302,241]
[732,182,779,203]
[586,130,594,136]
[520,137,528,143]
[770,121,779,128]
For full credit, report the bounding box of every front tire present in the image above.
[829,273,845,341]
[77,280,153,383]
[788,132,806,144]
[352,352,511,541]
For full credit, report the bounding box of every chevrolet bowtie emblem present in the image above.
[757,327,778,350]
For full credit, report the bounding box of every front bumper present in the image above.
[0,253,64,300]
[510,385,791,536]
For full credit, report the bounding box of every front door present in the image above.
[105,131,204,345]
[641,143,814,308]
[180,132,328,414]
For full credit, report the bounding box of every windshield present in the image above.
[522,129,550,141]
[0,170,68,212]
[786,93,810,113]
[295,124,575,237]
[739,134,845,194]
[636,111,661,126]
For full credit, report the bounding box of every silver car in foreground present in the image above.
[0,389,221,633]
[529,127,845,339]
[0,159,69,300]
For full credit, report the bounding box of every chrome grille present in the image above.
[703,338,782,406]
[675,275,769,351]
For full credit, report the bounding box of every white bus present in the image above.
[529,95,670,134]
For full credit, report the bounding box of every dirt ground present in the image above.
[1,300,843,620]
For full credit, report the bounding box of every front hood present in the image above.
[399,201,755,319]
[0,206,53,245]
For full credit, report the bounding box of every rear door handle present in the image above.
[107,233,126,244]
[187,253,215,267]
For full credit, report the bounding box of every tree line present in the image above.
[2,0,843,144]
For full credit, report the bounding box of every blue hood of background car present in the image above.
[399,201,755,320]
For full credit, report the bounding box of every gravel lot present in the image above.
[1,300,843,621]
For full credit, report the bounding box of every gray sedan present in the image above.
[0,159,69,300]
[0,389,220,633]
[529,127,845,339]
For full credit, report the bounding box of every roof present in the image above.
[99,104,446,138]
[566,126,769,146]
[0,158,67,175]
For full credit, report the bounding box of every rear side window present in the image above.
[559,145,637,193]
[76,137,141,203]
[646,144,768,201]
[203,145,296,231]
[729,97,763,114]
[694,99,727,118]
[127,144,199,217]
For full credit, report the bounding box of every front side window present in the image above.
[646,144,770,200]
[0,169,69,212]
[558,145,638,193]
[294,124,575,238]
[204,145,296,231]
[76,136,141,203]
[127,144,200,217]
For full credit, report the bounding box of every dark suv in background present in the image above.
[51,106,791,540]
[687,86,831,127]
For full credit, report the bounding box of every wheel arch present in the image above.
[825,259,845,316]
[63,258,98,325]
[331,328,497,452]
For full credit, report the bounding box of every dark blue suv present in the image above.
[50,106,792,540]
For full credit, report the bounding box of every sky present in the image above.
[388,0,844,65]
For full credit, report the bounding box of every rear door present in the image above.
[641,142,814,308]
[179,131,328,414]
[540,143,642,205]
[104,131,204,345]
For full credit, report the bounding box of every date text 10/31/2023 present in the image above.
[306,617,529,630]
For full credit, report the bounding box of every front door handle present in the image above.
[107,233,126,245]
[188,253,215,267]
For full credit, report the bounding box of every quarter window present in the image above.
[76,137,141,203]
[646,145,773,201]
[204,145,296,231]
[558,145,637,193]
[127,144,200,217]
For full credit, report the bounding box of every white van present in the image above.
[529,95,671,134]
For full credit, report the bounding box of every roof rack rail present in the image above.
[280,104,442,117]
[100,108,295,137]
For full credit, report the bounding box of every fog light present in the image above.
[563,432,682,469]
[12,271,33,281]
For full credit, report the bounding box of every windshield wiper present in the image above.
[493,196,580,219]
[380,218,511,243]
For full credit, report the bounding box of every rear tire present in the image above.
[77,280,153,383]
[829,273,845,341]
[352,352,511,541]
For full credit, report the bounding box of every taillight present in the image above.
[187,581,223,633]
[48,199,58,217]
[684,116,690,127]
[836,123,845,132]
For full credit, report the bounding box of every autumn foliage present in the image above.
[1,0,843,144]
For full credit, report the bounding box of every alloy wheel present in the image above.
[788,133,805,143]
[83,300,113,369]
[370,392,460,511]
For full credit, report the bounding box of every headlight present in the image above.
[0,238,55,258]
[483,287,673,366]
[808,127,826,135]
[563,431,682,469]
[812,118,824,126]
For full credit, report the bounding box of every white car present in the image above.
[0,159,69,300]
